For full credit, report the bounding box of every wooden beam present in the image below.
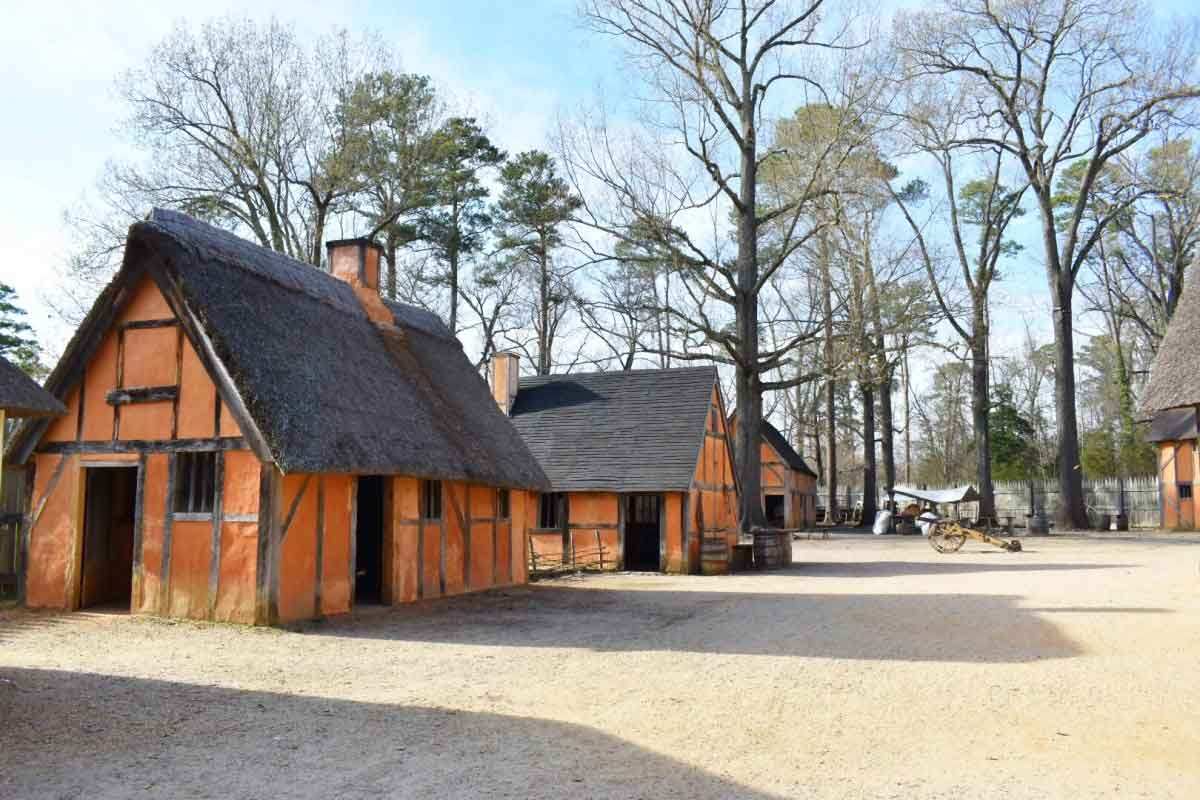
[119,318,177,331]
[206,450,225,620]
[255,464,281,626]
[315,476,325,617]
[38,437,247,455]
[279,475,312,543]
[106,386,180,406]
[159,453,177,616]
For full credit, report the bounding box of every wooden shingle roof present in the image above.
[761,421,817,477]
[508,366,721,493]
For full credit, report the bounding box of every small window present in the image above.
[1179,484,1193,500]
[630,495,659,524]
[539,492,566,529]
[497,488,510,519]
[173,452,217,515]
[421,480,442,520]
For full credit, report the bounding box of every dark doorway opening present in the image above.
[355,475,385,605]
[625,494,661,571]
[765,494,785,528]
[80,467,138,610]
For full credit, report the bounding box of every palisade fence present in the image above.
[0,467,27,601]
[818,475,1161,529]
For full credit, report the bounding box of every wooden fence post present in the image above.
[596,529,603,570]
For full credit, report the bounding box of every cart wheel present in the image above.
[929,524,966,553]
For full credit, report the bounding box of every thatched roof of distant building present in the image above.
[10,209,549,490]
[0,356,65,418]
[1141,259,1200,417]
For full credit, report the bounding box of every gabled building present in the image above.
[494,358,740,574]
[727,414,818,529]
[9,210,548,624]
[1141,274,1200,529]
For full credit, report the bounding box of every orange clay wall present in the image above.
[270,476,532,624]
[26,277,260,621]
[567,492,620,570]
[690,387,739,574]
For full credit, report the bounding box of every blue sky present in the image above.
[0,0,1195,360]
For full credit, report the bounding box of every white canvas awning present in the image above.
[891,485,980,505]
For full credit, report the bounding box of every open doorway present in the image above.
[79,466,138,610]
[765,494,785,528]
[355,475,385,605]
[624,494,661,571]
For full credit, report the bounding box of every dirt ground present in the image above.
[2,533,1199,799]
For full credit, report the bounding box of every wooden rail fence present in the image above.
[529,529,610,577]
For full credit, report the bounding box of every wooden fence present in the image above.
[992,476,1160,529]
[818,475,1162,529]
[529,529,611,577]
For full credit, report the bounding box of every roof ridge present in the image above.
[144,210,451,339]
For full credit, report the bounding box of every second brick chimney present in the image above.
[326,238,393,325]
[491,351,520,416]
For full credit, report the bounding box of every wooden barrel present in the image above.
[701,536,730,575]
[752,530,788,570]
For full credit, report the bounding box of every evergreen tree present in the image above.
[0,283,47,378]
[419,117,505,334]
[494,151,582,375]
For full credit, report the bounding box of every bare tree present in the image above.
[888,105,1026,520]
[896,0,1200,528]
[567,0,868,529]
[60,19,392,322]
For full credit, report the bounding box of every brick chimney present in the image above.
[326,238,392,325]
[491,351,520,415]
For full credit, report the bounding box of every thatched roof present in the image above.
[1145,407,1197,443]
[1141,263,1200,415]
[0,356,65,418]
[10,210,549,490]
[509,366,724,493]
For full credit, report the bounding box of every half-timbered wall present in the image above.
[25,277,259,621]
[25,276,535,624]
[689,387,739,574]
[1158,440,1198,530]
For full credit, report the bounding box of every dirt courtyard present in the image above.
[2,534,1198,799]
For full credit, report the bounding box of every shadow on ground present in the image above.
[784,560,1137,578]
[0,667,782,800]
[283,582,1162,663]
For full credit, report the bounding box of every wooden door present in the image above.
[624,495,661,571]
[1178,442,1195,529]
[80,467,137,609]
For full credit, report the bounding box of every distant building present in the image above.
[8,210,548,624]
[1139,266,1200,530]
[727,413,818,529]
[496,361,741,574]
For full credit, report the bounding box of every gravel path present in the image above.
[2,534,1198,799]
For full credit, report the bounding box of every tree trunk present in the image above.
[902,342,912,484]
[878,370,895,498]
[447,198,461,335]
[385,238,398,300]
[861,383,877,526]
[971,303,995,520]
[820,237,837,524]
[734,106,765,532]
[537,235,551,376]
[1051,282,1087,529]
